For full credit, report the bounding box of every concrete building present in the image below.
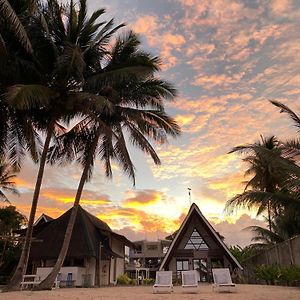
[126,239,171,279]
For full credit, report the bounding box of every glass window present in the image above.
[184,228,209,250]
[176,259,189,277]
[193,259,208,282]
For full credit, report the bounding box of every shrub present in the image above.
[278,266,300,286]
[117,273,132,285]
[142,278,155,285]
[255,265,279,285]
[255,265,300,286]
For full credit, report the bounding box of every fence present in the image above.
[242,235,300,283]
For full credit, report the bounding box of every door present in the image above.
[193,259,208,282]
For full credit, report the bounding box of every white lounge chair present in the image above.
[181,270,198,293]
[153,271,173,294]
[212,268,236,293]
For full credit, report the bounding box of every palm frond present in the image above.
[271,100,300,131]
[0,0,33,53]
[6,84,54,110]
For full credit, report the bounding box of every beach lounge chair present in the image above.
[212,268,236,293]
[153,271,173,293]
[181,270,198,293]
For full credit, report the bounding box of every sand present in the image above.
[0,284,299,300]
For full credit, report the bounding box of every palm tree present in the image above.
[226,136,286,231]
[246,203,300,246]
[0,158,19,202]
[5,0,125,290]
[36,31,180,290]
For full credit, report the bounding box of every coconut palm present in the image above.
[36,31,180,290]
[0,158,19,202]
[5,0,125,290]
[246,201,300,247]
[226,135,300,232]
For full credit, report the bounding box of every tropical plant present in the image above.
[5,0,125,291]
[0,158,19,202]
[0,0,34,54]
[226,132,300,247]
[255,264,300,286]
[0,206,26,284]
[226,135,288,231]
[229,245,258,263]
[36,30,180,290]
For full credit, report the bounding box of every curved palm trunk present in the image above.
[36,129,101,290]
[4,120,55,292]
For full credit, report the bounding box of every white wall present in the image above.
[36,266,86,286]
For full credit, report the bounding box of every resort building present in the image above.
[126,239,171,279]
[23,206,134,287]
[159,203,243,282]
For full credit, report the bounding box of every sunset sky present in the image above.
[7,0,300,247]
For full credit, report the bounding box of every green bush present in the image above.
[142,278,155,285]
[255,265,300,286]
[255,265,279,285]
[278,266,300,286]
[117,273,132,285]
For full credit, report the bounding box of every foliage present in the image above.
[229,245,258,263]
[0,158,19,202]
[0,205,26,284]
[226,133,300,246]
[255,264,300,286]
[255,264,280,285]
[117,273,133,285]
[142,278,155,285]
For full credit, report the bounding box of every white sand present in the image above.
[1,284,299,300]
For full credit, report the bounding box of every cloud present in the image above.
[122,189,163,208]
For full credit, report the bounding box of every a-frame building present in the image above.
[159,203,242,282]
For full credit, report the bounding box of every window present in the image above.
[184,228,209,250]
[176,259,189,277]
[134,244,142,254]
[147,244,158,251]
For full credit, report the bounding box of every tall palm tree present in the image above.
[0,158,19,202]
[36,31,180,290]
[226,136,288,231]
[5,0,125,291]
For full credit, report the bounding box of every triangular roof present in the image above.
[34,213,54,226]
[159,203,243,270]
[29,206,134,260]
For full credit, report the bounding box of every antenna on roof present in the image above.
[188,188,192,206]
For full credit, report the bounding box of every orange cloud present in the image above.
[123,189,163,209]
[41,188,111,206]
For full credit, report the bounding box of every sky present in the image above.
[6,0,300,247]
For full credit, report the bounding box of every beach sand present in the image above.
[1,284,299,300]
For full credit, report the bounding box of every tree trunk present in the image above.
[36,128,101,290]
[4,121,55,292]
[267,200,272,232]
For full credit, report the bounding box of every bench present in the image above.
[21,275,41,290]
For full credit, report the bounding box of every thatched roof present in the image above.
[29,206,134,260]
